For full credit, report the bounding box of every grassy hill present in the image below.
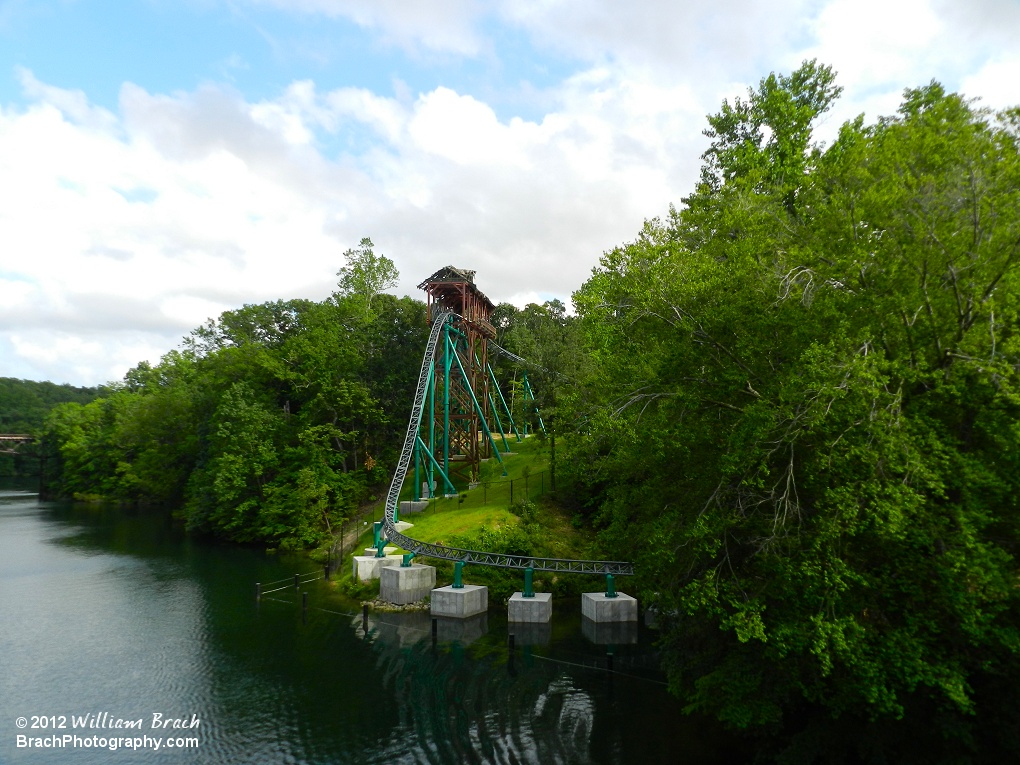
[338,435,610,604]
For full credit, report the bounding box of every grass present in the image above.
[394,434,552,536]
[338,434,608,603]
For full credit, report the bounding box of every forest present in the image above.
[24,62,1020,760]
[0,377,99,475]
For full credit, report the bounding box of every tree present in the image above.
[335,237,399,309]
[696,58,841,215]
[565,65,1020,758]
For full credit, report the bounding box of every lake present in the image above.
[0,482,740,764]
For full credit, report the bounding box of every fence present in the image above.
[412,470,548,513]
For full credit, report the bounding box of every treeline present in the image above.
[0,377,100,433]
[559,63,1020,759]
[0,378,100,476]
[42,241,427,549]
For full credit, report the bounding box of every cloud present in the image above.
[4,0,1020,386]
[0,68,711,384]
[960,56,1020,112]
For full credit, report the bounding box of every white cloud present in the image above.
[4,0,1020,386]
[0,66,710,384]
[5,330,163,387]
[501,0,816,80]
[801,0,943,91]
[961,56,1020,112]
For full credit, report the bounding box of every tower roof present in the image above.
[417,266,477,288]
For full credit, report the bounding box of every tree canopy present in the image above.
[41,255,426,549]
[564,63,1020,757]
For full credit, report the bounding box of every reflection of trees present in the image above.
[364,619,597,765]
[357,611,718,765]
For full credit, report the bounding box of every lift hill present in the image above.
[377,267,634,579]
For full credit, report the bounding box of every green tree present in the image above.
[335,237,399,308]
[566,66,1020,757]
[696,58,841,215]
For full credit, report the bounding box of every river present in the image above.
[0,482,740,764]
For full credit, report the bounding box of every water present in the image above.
[0,483,736,764]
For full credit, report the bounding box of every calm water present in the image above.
[0,483,736,764]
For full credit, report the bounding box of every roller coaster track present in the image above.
[382,311,634,577]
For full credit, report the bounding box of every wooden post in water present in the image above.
[256,582,261,603]
[294,573,300,590]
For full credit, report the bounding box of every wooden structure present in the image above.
[415,267,500,490]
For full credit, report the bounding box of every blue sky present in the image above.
[0,1,576,123]
[2,0,1019,385]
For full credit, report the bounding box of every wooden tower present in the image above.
[416,267,500,492]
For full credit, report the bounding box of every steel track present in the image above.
[382,311,634,576]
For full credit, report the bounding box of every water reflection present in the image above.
[1,488,735,764]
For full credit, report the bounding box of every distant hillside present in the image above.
[0,377,102,477]
[0,377,102,434]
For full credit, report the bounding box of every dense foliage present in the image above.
[0,378,100,475]
[0,377,100,433]
[564,62,1020,756]
[42,242,426,549]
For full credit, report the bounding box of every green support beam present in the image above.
[416,436,457,496]
[523,372,546,435]
[488,362,521,442]
[449,342,507,476]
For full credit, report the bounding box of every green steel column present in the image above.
[477,355,510,451]
[443,324,452,476]
[415,436,457,495]
[488,362,521,442]
[605,573,617,598]
[453,560,464,589]
[487,390,511,452]
[523,373,546,434]
[449,347,507,475]
[401,552,416,567]
[524,566,534,598]
[522,372,531,437]
[428,360,435,498]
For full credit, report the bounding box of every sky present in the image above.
[1,0,1019,387]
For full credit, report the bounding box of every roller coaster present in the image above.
[378,268,634,577]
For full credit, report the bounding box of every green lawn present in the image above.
[341,434,606,601]
[398,433,552,515]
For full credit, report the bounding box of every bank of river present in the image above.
[0,483,742,763]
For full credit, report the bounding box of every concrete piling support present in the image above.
[508,591,552,623]
[431,583,488,618]
[581,592,638,623]
[351,554,402,582]
[379,563,436,605]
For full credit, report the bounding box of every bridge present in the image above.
[0,435,35,455]
[378,268,634,578]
